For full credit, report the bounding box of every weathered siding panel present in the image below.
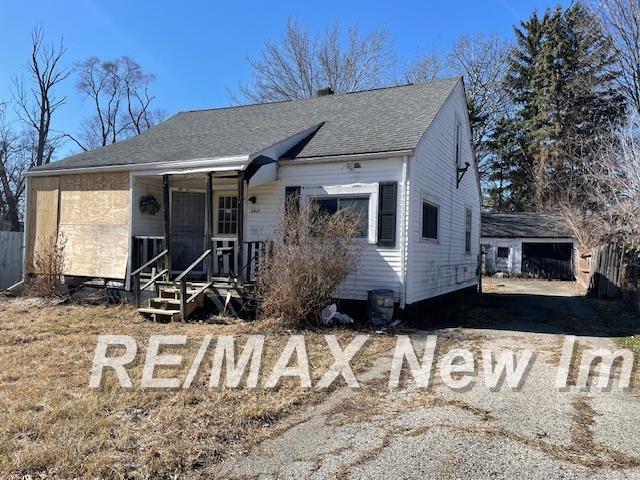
[246,157,407,301]
[406,81,481,304]
[0,231,23,290]
[26,176,60,273]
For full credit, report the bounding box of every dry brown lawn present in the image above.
[0,297,395,479]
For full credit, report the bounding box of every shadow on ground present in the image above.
[418,281,640,338]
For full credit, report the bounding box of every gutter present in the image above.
[26,147,416,177]
[25,155,250,177]
[279,149,415,166]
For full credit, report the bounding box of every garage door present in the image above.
[522,243,574,280]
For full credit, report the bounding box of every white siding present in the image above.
[406,81,481,304]
[132,176,165,236]
[246,158,407,301]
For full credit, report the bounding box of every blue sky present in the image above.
[1,0,569,157]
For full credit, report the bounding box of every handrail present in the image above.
[141,269,168,291]
[175,249,212,282]
[187,280,214,303]
[130,249,168,277]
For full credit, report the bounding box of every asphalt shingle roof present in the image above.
[481,213,575,239]
[32,78,460,172]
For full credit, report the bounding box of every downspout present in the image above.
[399,155,410,309]
[19,175,31,287]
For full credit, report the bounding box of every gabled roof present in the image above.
[31,78,460,172]
[481,213,575,239]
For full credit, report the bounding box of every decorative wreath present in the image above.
[139,195,161,215]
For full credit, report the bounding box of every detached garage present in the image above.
[481,213,577,280]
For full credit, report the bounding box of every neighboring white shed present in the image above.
[481,213,578,280]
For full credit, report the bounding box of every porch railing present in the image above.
[130,248,169,308]
[130,235,266,309]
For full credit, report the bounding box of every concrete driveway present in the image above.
[218,279,640,479]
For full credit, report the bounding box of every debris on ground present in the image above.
[321,303,355,326]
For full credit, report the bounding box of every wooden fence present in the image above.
[585,243,640,312]
[0,231,23,291]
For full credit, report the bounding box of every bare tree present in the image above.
[557,120,640,247]
[598,0,640,117]
[236,20,395,103]
[447,34,512,166]
[404,52,443,83]
[12,27,69,167]
[0,104,31,231]
[68,56,164,151]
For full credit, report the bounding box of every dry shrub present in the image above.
[255,200,363,327]
[27,233,66,297]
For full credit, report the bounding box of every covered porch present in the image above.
[129,167,269,320]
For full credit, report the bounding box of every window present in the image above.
[497,247,510,258]
[465,208,472,253]
[421,202,439,240]
[313,196,369,237]
[217,196,237,234]
[455,119,461,167]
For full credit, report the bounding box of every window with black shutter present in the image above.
[377,182,397,247]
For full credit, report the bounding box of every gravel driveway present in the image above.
[218,279,640,479]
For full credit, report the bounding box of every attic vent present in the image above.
[317,87,334,96]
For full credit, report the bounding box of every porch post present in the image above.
[236,170,245,286]
[163,174,172,279]
[205,172,214,281]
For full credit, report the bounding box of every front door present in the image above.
[171,191,206,273]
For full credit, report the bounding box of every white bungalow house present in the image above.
[24,78,481,320]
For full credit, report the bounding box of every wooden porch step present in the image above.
[161,287,201,295]
[137,307,181,321]
[150,297,181,306]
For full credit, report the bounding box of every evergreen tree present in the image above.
[504,4,626,209]
[505,10,549,208]
[485,116,529,212]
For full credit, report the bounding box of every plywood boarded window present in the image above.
[57,172,130,279]
[26,176,60,273]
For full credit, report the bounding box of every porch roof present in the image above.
[30,78,460,173]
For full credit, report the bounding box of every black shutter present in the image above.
[377,182,397,247]
[285,186,301,213]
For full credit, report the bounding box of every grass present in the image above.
[0,297,396,479]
